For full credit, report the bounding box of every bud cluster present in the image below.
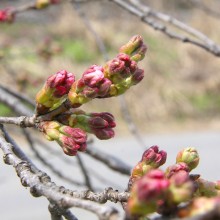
[68,35,147,106]
[127,146,220,218]
[56,109,116,140]
[36,70,75,115]
[34,36,146,156]
[39,121,87,156]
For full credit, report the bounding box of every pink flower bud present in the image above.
[61,127,87,144]
[142,145,167,168]
[39,121,87,156]
[97,78,112,97]
[176,147,200,171]
[137,170,169,202]
[169,170,194,204]
[90,112,116,128]
[82,65,105,87]
[127,169,169,216]
[47,70,75,97]
[93,128,115,140]
[82,87,99,99]
[88,117,109,129]
[166,162,189,179]
[131,68,144,85]
[119,35,147,62]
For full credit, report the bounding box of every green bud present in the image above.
[176,147,199,171]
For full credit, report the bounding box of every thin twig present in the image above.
[0,116,36,127]
[119,96,145,149]
[0,84,35,107]
[85,144,131,176]
[109,0,220,56]
[0,87,33,116]
[76,154,93,190]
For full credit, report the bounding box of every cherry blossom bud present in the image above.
[39,121,87,156]
[127,169,169,216]
[36,70,75,114]
[0,8,15,23]
[68,65,112,106]
[131,68,144,85]
[129,146,167,190]
[120,35,147,62]
[56,111,116,140]
[165,162,189,179]
[142,145,167,168]
[92,128,115,140]
[176,147,200,171]
[168,170,194,204]
[82,65,105,87]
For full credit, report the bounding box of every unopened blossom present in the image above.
[120,35,147,62]
[68,65,112,106]
[36,70,75,114]
[165,162,189,179]
[104,53,145,96]
[0,8,14,23]
[39,121,87,156]
[176,147,200,171]
[168,170,194,204]
[56,110,116,140]
[129,146,167,189]
[127,169,170,216]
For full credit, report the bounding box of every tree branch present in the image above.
[0,125,128,220]
[109,0,220,56]
[0,87,33,116]
[85,144,131,176]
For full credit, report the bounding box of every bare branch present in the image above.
[0,84,35,107]
[22,128,85,187]
[119,96,145,149]
[76,154,93,190]
[0,116,36,127]
[85,144,131,176]
[109,0,220,56]
[0,87,33,116]
[49,203,64,220]
[0,125,128,219]
[49,202,79,220]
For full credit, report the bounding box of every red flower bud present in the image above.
[82,65,105,87]
[166,162,189,179]
[131,68,144,85]
[142,145,167,168]
[47,70,75,97]
[90,112,116,128]
[93,128,115,140]
[137,170,169,202]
